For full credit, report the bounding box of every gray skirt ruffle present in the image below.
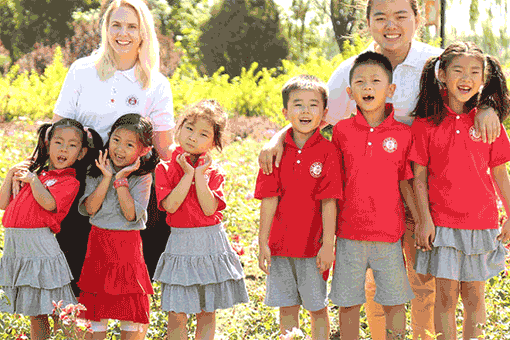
[153,224,249,314]
[415,226,507,281]
[0,228,77,316]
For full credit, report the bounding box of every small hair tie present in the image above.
[45,124,53,142]
[84,126,93,140]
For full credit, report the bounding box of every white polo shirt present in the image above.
[327,40,443,127]
[54,56,175,143]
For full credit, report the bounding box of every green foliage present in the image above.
[199,0,289,79]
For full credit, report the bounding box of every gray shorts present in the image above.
[265,256,328,312]
[329,238,414,307]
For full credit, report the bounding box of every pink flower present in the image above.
[232,244,245,256]
[232,234,240,243]
[245,193,254,200]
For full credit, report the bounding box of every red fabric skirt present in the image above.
[78,226,154,323]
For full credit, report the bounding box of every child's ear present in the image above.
[282,107,289,120]
[140,146,152,158]
[437,69,446,84]
[387,84,396,99]
[346,87,354,100]
[77,147,88,161]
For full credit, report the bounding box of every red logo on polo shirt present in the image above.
[382,137,398,153]
[469,126,482,142]
[126,95,139,107]
[310,162,323,178]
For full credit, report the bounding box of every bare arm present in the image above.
[258,124,291,175]
[153,129,175,161]
[194,154,218,216]
[84,151,112,216]
[399,179,420,223]
[474,107,501,144]
[316,198,337,272]
[161,154,194,214]
[258,196,278,275]
[491,164,510,242]
[0,165,20,209]
[114,159,142,222]
[413,164,435,251]
[15,170,57,211]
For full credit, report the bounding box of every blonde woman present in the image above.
[52,1,174,337]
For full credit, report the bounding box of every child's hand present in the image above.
[415,220,435,251]
[195,153,212,175]
[177,153,194,176]
[258,243,272,275]
[14,169,37,185]
[316,244,335,272]
[497,218,510,243]
[116,157,140,179]
[9,161,31,197]
[96,150,113,178]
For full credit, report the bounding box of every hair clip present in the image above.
[84,126,93,140]
[44,124,53,142]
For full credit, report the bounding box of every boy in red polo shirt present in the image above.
[329,52,418,340]
[255,74,343,340]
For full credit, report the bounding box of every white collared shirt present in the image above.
[54,56,175,143]
[326,40,443,127]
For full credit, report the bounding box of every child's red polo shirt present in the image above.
[410,105,510,230]
[155,147,226,228]
[2,168,79,234]
[254,129,343,258]
[332,104,414,243]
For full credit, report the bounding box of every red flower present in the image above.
[232,244,245,256]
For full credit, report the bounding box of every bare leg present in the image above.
[435,278,459,340]
[365,269,387,340]
[30,315,51,340]
[382,304,406,339]
[309,307,330,340]
[195,310,215,340]
[339,305,362,340]
[121,323,149,340]
[280,305,300,336]
[460,281,486,340]
[167,312,188,340]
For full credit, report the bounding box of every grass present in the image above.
[0,123,510,339]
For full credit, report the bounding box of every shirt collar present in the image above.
[42,167,76,177]
[365,40,422,69]
[284,128,323,149]
[116,66,137,83]
[354,103,396,129]
[443,103,477,119]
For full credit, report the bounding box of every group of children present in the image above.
[0,40,509,340]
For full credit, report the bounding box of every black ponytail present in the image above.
[479,55,510,122]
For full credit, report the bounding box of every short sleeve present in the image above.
[53,61,80,119]
[489,126,510,168]
[149,74,175,132]
[208,168,226,212]
[315,146,343,201]
[48,176,80,215]
[409,118,430,167]
[399,136,414,181]
[155,161,175,211]
[130,174,152,222]
[78,176,101,216]
[254,166,281,200]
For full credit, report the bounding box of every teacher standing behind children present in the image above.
[51,0,175,300]
[258,0,502,338]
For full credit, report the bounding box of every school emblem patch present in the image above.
[382,137,398,153]
[469,126,482,142]
[126,95,139,107]
[309,162,323,178]
[44,179,57,188]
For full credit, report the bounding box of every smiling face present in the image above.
[107,5,142,63]
[368,0,418,58]
[177,117,216,156]
[347,63,396,116]
[438,55,484,114]
[48,127,86,170]
[283,89,326,141]
[108,127,145,170]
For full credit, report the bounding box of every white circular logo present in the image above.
[126,95,139,107]
[469,126,482,142]
[309,162,323,178]
[382,137,398,153]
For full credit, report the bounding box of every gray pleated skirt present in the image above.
[415,226,507,281]
[0,228,77,316]
[153,224,249,314]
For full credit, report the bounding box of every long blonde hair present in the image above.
[95,0,159,90]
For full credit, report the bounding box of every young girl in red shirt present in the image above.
[154,99,248,340]
[0,118,101,340]
[77,114,159,340]
[411,42,510,340]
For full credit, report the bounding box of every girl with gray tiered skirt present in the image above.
[410,42,510,340]
[154,100,248,338]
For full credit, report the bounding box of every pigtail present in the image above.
[479,55,510,122]
[133,148,160,176]
[411,56,445,125]
[29,124,53,174]
[76,127,103,180]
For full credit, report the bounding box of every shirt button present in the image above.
[298,150,302,154]
[370,128,374,132]
[297,160,301,164]
[456,115,460,119]
[456,130,460,134]
[368,142,372,146]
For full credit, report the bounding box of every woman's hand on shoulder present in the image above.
[475,106,501,144]
[96,150,113,179]
[258,138,283,175]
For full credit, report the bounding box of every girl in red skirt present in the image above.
[77,114,159,339]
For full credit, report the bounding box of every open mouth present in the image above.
[458,85,472,94]
[363,95,375,102]
[116,39,131,46]
[384,34,401,40]
[299,118,312,125]
[57,155,67,163]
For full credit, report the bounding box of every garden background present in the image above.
[1,0,510,338]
